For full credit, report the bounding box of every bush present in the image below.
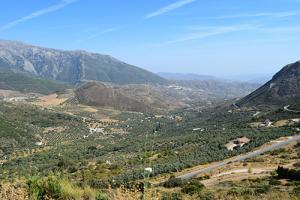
[227,188,239,196]
[160,192,183,200]
[197,175,210,180]
[293,162,300,167]
[68,166,78,173]
[27,176,100,200]
[269,178,281,185]
[254,185,270,195]
[293,185,300,196]
[277,166,300,181]
[89,179,110,189]
[27,176,61,200]
[198,191,216,200]
[96,193,110,200]
[163,176,185,188]
[181,179,204,195]
[270,148,287,156]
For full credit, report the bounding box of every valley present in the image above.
[0,41,299,200]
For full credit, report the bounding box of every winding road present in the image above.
[178,135,300,180]
[284,105,300,113]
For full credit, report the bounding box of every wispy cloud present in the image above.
[216,10,300,19]
[260,26,300,33]
[72,26,125,46]
[158,23,300,46]
[162,24,258,45]
[0,0,78,31]
[145,0,197,19]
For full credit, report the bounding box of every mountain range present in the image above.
[0,40,167,85]
[1,39,299,111]
[158,72,216,81]
[158,72,272,84]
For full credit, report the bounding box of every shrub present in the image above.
[89,179,110,189]
[197,175,210,180]
[198,191,216,200]
[277,166,300,181]
[294,142,300,149]
[68,166,78,173]
[270,148,287,156]
[163,176,185,188]
[293,162,300,167]
[88,146,97,151]
[254,185,270,195]
[96,193,110,200]
[293,185,300,196]
[27,176,61,200]
[57,159,66,168]
[181,179,204,195]
[28,176,99,200]
[160,192,183,200]
[83,186,97,200]
[226,188,239,196]
[269,178,281,185]
[60,180,83,200]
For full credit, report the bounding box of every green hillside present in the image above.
[0,70,70,94]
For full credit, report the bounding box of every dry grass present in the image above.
[33,93,68,106]
[0,182,28,200]
[81,106,98,113]
[213,190,299,200]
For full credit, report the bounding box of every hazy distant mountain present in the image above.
[155,72,260,100]
[237,60,300,107]
[222,74,272,84]
[0,40,167,85]
[158,72,271,84]
[158,72,216,81]
[172,79,260,99]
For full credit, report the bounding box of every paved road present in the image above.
[178,135,300,180]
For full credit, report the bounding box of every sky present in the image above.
[1,0,300,77]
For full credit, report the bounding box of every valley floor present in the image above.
[0,92,299,200]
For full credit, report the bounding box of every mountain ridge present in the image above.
[158,72,216,81]
[237,60,300,107]
[0,40,168,85]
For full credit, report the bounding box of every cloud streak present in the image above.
[159,23,300,46]
[0,0,78,31]
[145,0,197,19]
[216,10,300,19]
[162,24,258,45]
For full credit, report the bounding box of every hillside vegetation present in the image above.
[73,81,185,113]
[0,70,69,94]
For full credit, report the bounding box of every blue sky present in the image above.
[1,0,300,77]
